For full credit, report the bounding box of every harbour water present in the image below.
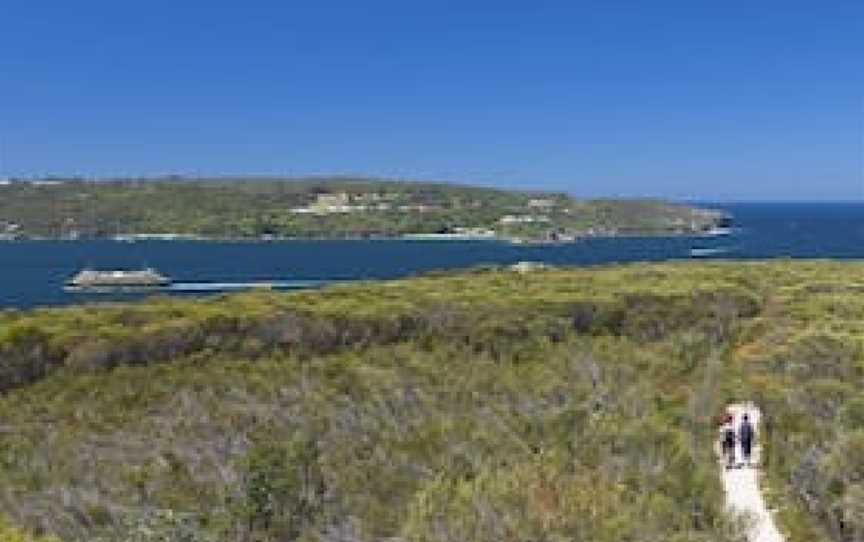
[1,203,862,309]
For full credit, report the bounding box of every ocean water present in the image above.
[0,202,861,309]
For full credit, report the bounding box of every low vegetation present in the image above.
[0,177,725,240]
[0,261,861,541]
[727,262,864,542]
[0,517,58,542]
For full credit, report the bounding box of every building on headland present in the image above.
[402,227,498,241]
[314,192,350,207]
[499,214,551,224]
[0,222,21,240]
[111,233,204,241]
[397,204,439,213]
[289,191,449,215]
[290,192,397,215]
[527,198,557,209]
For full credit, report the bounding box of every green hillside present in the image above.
[0,177,726,241]
[1,261,860,541]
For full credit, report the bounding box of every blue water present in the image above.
[1,203,861,309]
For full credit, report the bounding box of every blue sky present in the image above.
[1,1,861,200]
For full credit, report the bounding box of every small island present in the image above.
[0,176,729,242]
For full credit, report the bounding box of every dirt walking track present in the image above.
[721,402,783,542]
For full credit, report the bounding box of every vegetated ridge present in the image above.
[0,177,727,241]
[1,261,856,541]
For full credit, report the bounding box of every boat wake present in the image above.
[65,280,330,294]
[169,280,329,292]
[689,247,731,258]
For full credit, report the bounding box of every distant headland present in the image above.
[0,176,729,242]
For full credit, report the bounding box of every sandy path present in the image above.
[720,403,784,542]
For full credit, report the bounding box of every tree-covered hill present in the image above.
[0,177,726,240]
[2,261,860,541]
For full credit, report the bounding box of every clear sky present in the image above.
[1,1,861,200]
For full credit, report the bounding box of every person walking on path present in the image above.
[721,413,737,469]
[739,413,755,467]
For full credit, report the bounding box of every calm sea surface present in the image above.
[1,203,862,309]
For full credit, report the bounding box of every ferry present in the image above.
[65,268,171,289]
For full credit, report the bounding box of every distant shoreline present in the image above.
[0,177,729,243]
[0,228,731,244]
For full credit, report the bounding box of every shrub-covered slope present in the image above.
[1,261,861,541]
[728,263,864,542]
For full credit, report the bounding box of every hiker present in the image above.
[739,413,755,466]
[720,414,736,468]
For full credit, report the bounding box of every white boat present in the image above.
[65,268,171,289]
[703,226,733,237]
